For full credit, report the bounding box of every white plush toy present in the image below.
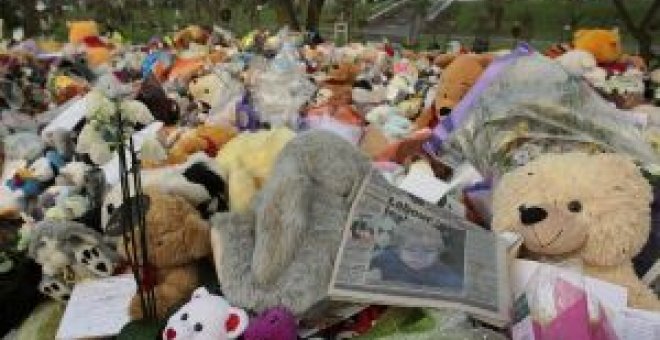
[555,50,606,86]
[163,287,249,340]
[76,89,154,165]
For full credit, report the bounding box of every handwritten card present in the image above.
[56,274,136,340]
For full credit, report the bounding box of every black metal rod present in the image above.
[116,109,148,318]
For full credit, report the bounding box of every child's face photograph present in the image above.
[398,237,440,271]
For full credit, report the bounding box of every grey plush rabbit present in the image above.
[211,131,371,315]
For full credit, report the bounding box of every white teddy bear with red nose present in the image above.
[163,287,249,340]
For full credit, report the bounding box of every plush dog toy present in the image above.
[103,153,227,226]
[163,287,249,340]
[211,130,371,315]
[492,153,660,310]
[27,220,119,302]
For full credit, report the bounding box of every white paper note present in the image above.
[42,96,87,135]
[56,275,136,340]
[397,162,451,203]
[613,308,660,340]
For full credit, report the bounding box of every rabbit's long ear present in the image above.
[252,164,310,286]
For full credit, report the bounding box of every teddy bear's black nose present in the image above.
[438,107,452,116]
[519,205,548,225]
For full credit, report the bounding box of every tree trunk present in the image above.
[306,0,325,31]
[611,0,659,62]
[275,0,300,31]
[22,0,39,37]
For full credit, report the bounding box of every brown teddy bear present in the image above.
[415,54,493,129]
[320,62,361,106]
[143,125,237,168]
[116,187,212,320]
[492,152,660,311]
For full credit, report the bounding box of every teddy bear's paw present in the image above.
[74,244,114,277]
[39,276,72,302]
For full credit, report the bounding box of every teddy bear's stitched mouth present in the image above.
[538,229,563,248]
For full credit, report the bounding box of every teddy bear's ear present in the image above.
[433,53,457,68]
[477,54,495,67]
[191,286,210,299]
[224,307,249,339]
[574,30,587,40]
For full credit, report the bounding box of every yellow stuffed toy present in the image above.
[573,28,646,70]
[68,21,99,44]
[216,128,295,213]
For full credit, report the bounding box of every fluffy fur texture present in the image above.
[163,287,249,340]
[102,153,226,227]
[574,29,622,64]
[492,153,660,310]
[415,54,492,129]
[118,188,212,320]
[27,220,119,302]
[215,128,295,213]
[211,131,371,315]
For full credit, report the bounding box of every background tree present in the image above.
[611,0,659,63]
[306,0,325,31]
[274,0,300,30]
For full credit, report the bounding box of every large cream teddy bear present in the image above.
[215,128,295,213]
[492,152,660,311]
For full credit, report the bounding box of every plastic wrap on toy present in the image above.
[511,264,618,340]
[438,54,660,178]
[0,111,39,134]
[252,43,316,127]
[204,70,245,127]
[354,307,507,340]
[301,115,363,145]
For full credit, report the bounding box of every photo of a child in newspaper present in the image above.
[367,218,465,290]
[329,172,510,327]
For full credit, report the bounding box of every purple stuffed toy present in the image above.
[243,307,297,340]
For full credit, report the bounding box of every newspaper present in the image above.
[329,170,510,327]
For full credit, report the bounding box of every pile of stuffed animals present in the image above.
[0,20,659,340]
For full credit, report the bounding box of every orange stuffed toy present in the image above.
[143,125,236,168]
[167,125,236,165]
[573,28,646,72]
[415,54,493,129]
[68,21,99,44]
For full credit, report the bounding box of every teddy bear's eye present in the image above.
[181,313,188,321]
[106,204,114,214]
[194,323,203,332]
[568,200,582,213]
